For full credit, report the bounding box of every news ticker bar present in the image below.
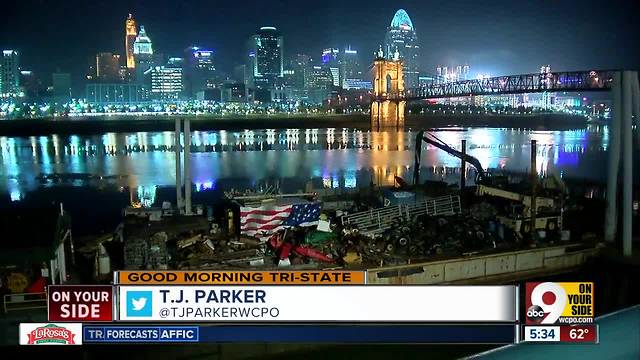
[19,323,600,345]
[82,324,517,344]
[116,285,518,322]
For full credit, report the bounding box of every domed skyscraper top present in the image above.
[390,9,414,31]
[384,9,420,88]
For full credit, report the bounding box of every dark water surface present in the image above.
[0,124,626,234]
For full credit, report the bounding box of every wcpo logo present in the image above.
[19,323,83,345]
[525,282,594,325]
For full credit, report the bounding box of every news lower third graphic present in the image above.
[525,282,594,325]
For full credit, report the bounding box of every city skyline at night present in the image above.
[1,0,639,90]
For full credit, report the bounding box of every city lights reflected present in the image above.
[0,127,610,198]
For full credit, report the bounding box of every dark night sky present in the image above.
[1,0,639,85]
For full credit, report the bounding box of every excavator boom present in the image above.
[413,130,488,185]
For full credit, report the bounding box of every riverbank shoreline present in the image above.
[0,113,592,136]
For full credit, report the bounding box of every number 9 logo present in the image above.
[529,282,566,324]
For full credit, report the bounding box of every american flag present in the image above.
[240,202,322,240]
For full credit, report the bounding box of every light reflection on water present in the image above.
[0,125,611,203]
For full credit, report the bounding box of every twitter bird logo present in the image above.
[132,297,147,311]
[126,291,152,317]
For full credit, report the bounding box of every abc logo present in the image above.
[526,305,545,323]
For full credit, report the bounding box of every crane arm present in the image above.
[413,130,488,185]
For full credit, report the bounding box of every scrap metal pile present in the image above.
[339,201,508,265]
[122,185,563,270]
[122,214,344,270]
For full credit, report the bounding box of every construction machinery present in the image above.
[412,130,565,240]
[475,184,562,239]
[413,130,492,186]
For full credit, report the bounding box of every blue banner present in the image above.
[84,326,199,343]
[83,324,514,343]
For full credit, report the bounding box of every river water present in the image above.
[0,124,623,233]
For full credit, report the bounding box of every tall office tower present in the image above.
[133,25,154,84]
[96,52,122,82]
[290,54,311,90]
[322,48,340,86]
[1,50,20,97]
[384,9,420,88]
[233,64,249,85]
[339,46,362,89]
[248,27,283,88]
[125,13,137,69]
[151,61,183,101]
[183,46,216,98]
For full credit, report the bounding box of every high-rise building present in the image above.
[306,66,333,89]
[321,48,340,87]
[96,52,122,82]
[290,54,311,90]
[435,64,470,83]
[220,81,247,102]
[133,25,154,84]
[125,14,137,69]
[1,50,20,97]
[248,27,283,89]
[151,60,183,100]
[384,9,420,88]
[339,46,362,89]
[233,64,249,85]
[322,48,339,65]
[19,70,44,100]
[183,46,216,98]
[52,72,72,102]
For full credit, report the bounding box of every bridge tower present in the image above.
[371,49,405,130]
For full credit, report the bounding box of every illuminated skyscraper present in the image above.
[339,46,362,89]
[384,9,419,88]
[133,25,154,84]
[1,50,20,97]
[289,54,310,90]
[248,27,283,89]
[183,46,216,98]
[125,14,137,69]
[306,66,334,89]
[322,48,340,87]
[151,59,183,100]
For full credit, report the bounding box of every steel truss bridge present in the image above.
[376,70,614,101]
